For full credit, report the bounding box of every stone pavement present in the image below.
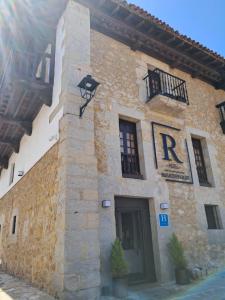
[171,269,225,300]
[0,272,55,300]
[1,269,225,300]
[102,268,225,300]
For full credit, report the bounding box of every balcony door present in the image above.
[115,197,156,284]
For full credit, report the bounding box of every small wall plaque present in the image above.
[159,214,169,227]
[102,200,111,208]
[160,203,169,210]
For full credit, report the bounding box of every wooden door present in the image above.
[115,198,156,284]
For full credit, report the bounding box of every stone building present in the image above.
[0,0,225,299]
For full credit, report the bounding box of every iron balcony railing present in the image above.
[0,49,54,91]
[144,68,189,104]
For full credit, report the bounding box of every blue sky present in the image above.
[129,0,225,57]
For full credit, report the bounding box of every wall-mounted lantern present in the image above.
[216,101,225,134]
[77,75,100,118]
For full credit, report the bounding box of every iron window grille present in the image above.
[192,138,209,186]
[216,101,225,134]
[144,68,189,104]
[204,205,222,229]
[119,120,142,179]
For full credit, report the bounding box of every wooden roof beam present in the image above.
[135,19,146,29]
[215,80,225,90]
[206,60,219,67]
[146,26,156,35]
[111,5,120,16]
[175,41,185,49]
[166,36,176,44]
[170,60,182,69]
[90,8,222,85]
[0,157,9,169]
[0,138,20,153]
[0,115,32,136]
[97,0,106,6]
[156,31,167,40]
[124,13,134,22]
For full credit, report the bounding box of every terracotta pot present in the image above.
[175,268,190,285]
[113,277,128,298]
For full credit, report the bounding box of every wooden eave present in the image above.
[1,0,225,172]
[77,0,225,89]
[0,0,67,172]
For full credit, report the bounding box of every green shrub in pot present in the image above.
[111,238,128,298]
[168,233,190,285]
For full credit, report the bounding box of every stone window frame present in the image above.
[113,103,156,181]
[191,137,210,186]
[204,204,223,230]
[118,114,146,180]
[205,204,225,244]
[119,119,142,179]
[9,208,19,243]
[185,128,215,188]
[0,215,4,240]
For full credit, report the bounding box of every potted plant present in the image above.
[168,233,190,285]
[111,238,128,298]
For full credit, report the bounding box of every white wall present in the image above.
[0,15,65,199]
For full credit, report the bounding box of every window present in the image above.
[205,205,222,229]
[9,163,15,186]
[12,215,17,234]
[192,138,209,186]
[216,101,225,134]
[119,119,141,178]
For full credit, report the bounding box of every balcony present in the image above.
[144,68,189,116]
[1,49,54,104]
[0,47,54,170]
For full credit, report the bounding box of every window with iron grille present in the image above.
[204,205,222,229]
[192,138,209,186]
[119,120,141,178]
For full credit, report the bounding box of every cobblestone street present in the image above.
[1,269,225,300]
[101,269,225,300]
[172,269,225,300]
[0,272,55,300]
[127,269,225,300]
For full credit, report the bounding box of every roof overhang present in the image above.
[77,0,225,90]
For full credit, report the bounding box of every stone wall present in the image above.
[90,28,225,287]
[0,2,224,298]
[55,2,101,299]
[0,144,59,295]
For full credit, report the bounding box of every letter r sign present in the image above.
[160,133,183,164]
